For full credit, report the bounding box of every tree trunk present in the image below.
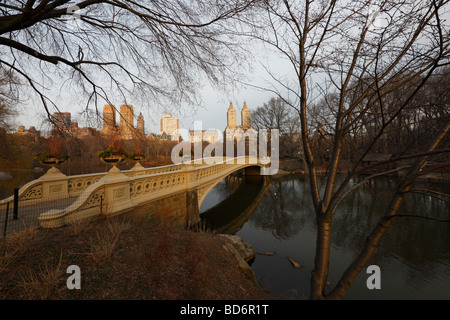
[325,119,450,299]
[309,217,332,300]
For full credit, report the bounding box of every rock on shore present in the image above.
[218,234,256,282]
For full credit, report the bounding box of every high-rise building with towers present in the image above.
[224,101,255,148]
[119,104,134,140]
[101,104,146,140]
[226,101,253,131]
[137,113,145,136]
[102,105,117,136]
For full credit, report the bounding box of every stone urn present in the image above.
[36,154,70,175]
[100,155,126,167]
[39,158,66,167]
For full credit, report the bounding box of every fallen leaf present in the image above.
[288,257,302,268]
[256,251,276,256]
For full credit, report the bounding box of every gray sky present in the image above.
[15,1,445,136]
[14,73,278,136]
[14,43,291,136]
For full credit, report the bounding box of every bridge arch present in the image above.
[199,174,271,234]
[197,164,264,208]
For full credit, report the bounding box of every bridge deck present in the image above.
[1,197,78,236]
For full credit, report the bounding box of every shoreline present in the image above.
[276,158,450,182]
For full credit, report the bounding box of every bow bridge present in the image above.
[0,157,271,229]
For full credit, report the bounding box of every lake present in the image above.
[199,173,450,300]
[2,168,449,299]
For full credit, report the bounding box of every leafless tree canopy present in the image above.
[0,69,20,130]
[252,96,302,157]
[0,0,256,118]
[245,0,450,299]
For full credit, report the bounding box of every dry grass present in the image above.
[67,218,91,236]
[1,224,38,273]
[89,219,131,262]
[18,251,65,300]
[107,219,132,238]
[0,218,272,300]
[89,231,118,262]
[5,224,38,254]
[189,220,216,234]
[0,248,16,273]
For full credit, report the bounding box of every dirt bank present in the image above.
[0,217,272,300]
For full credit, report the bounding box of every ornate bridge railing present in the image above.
[1,156,271,230]
[0,162,186,209]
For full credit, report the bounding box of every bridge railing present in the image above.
[66,162,185,196]
[0,168,69,212]
[0,161,188,208]
[38,166,190,228]
[3,156,270,228]
[125,156,253,201]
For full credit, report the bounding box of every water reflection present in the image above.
[201,173,450,299]
[0,170,44,199]
[248,176,313,240]
[200,174,271,234]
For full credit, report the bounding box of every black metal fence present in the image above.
[1,188,78,237]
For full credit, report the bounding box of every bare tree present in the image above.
[247,0,450,299]
[0,0,256,120]
[0,69,20,130]
[252,96,302,158]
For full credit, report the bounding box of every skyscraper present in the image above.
[102,104,117,135]
[119,104,134,140]
[241,101,251,129]
[137,112,145,136]
[226,102,237,130]
[160,113,180,136]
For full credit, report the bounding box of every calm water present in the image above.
[200,173,450,300]
[3,169,449,299]
[0,170,44,199]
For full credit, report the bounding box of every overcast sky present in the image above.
[14,42,291,136]
[14,73,279,136]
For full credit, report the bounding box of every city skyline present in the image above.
[13,44,290,136]
[15,91,272,137]
[15,98,260,140]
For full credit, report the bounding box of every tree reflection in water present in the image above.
[201,173,450,299]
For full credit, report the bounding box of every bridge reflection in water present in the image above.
[199,173,271,234]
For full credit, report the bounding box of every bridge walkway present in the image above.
[1,196,78,236]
